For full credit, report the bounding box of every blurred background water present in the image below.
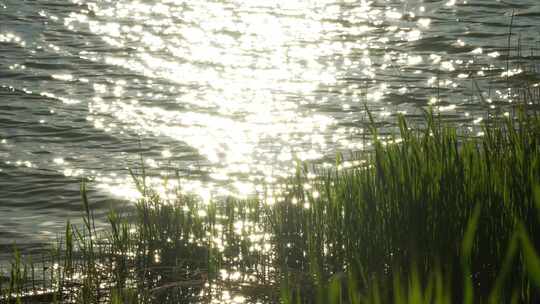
[0,0,539,252]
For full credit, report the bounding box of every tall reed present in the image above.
[1,111,539,303]
[271,109,540,303]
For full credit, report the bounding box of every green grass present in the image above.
[1,110,540,303]
[272,109,540,303]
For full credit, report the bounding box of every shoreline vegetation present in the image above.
[1,108,540,303]
[2,5,540,304]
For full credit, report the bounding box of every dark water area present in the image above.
[0,0,539,253]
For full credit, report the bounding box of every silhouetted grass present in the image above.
[273,109,540,303]
[1,110,540,303]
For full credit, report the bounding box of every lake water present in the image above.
[0,0,539,252]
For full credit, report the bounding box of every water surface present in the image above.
[1,0,539,247]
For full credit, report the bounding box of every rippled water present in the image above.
[1,0,539,248]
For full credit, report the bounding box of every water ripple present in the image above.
[0,0,539,246]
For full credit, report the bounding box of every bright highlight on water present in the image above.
[1,1,540,303]
[0,0,539,246]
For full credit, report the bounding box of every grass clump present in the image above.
[1,111,540,303]
[272,110,540,303]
